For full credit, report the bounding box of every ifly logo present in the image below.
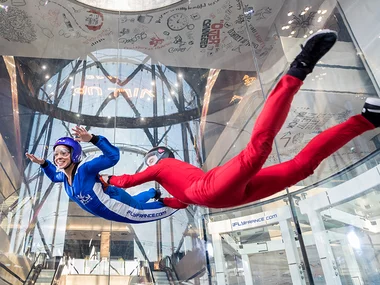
[77,193,93,205]
[232,214,278,228]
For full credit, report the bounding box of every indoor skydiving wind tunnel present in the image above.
[0,0,380,284]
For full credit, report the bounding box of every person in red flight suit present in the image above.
[102,30,380,209]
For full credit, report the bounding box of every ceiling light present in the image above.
[309,30,314,34]
[305,7,310,11]
[322,10,327,14]
[174,83,178,87]
[171,91,175,95]
[151,81,155,86]
[48,84,52,87]
[76,114,80,117]
[45,75,50,79]
[42,65,47,70]
[287,12,293,16]
[303,35,308,38]
[107,116,111,119]
[140,117,145,121]
[288,20,293,24]
[300,11,306,15]
[178,73,183,78]
[318,16,322,22]
[291,31,296,35]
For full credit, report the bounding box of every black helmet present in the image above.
[144,146,174,166]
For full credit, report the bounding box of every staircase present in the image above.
[153,270,172,285]
[34,269,56,285]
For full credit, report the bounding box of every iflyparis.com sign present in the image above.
[231,213,278,230]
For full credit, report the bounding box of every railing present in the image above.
[205,148,380,218]
[0,252,49,285]
[24,252,47,285]
[160,256,186,285]
[50,256,66,285]
[0,261,24,284]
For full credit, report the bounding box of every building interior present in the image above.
[0,0,380,284]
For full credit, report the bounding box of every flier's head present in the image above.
[53,137,82,168]
[144,146,174,166]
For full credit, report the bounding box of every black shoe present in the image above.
[154,189,162,200]
[362,98,380,127]
[290,29,338,74]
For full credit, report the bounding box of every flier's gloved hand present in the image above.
[99,174,112,189]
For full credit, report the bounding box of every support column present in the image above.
[241,254,253,285]
[279,219,307,285]
[341,242,364,285]
[211,233,227,285]
[100,231,110,259]
[308,211,342,285]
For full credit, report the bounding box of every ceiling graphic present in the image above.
[0,0,287,70]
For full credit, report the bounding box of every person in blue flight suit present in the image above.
[25,126,177,224]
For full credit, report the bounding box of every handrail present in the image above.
[50,264,65,285]
[160,256,180,281]
[24,252,47,285]
[0,261,24,283]
[0,252,46,285]
[50,256,65,285]
[289,148,380,196]
[205,148,380,217]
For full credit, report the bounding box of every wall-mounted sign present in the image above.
[230,212,278,230]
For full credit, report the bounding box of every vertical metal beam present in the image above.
[152,64,162,261]
[289,197,315,284]
[202,218,213,285]
[152,65,158,144]
[211,233,227,285]
[279,219,307,285]
[308,210,342,285]
[78,60,86,116]
[241,254,253,285]
[177,70,189,162]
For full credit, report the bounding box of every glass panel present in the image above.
[205,200,311,284]
[292,160,380,284]
[1,0,380,284]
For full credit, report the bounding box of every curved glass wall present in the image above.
[0,0,380,284]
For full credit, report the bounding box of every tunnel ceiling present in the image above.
[0,0,310,71]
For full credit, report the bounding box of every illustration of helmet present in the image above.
[53,137,82,163]
[144,146,174,166]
